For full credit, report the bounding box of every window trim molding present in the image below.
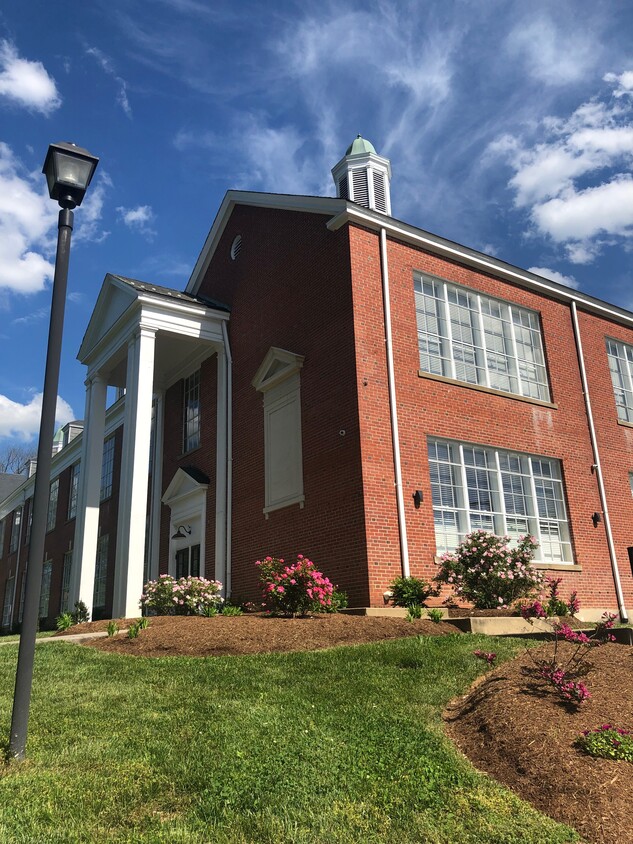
[418,370,558,408]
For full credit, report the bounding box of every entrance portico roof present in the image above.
[78,273,229,389]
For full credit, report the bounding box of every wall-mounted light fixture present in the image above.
[413,489,423,509]
[171,524,192,540]
[591,512,602,528]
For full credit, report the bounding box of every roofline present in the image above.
[186,189,633,328]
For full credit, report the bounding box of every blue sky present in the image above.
[0,0,632,445]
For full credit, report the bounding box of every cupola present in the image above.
[331,135,392,215]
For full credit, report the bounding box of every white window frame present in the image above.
[39,559,52,619]
[183,370,201,453]
[415,275,550,401]
[100,436,115,501]
[47,478,59,532]
[2,576,14,629]
[428,437,572,563]
[68,462,81,520]
[93,534,109,611]
[61,549,73,613]
[606,337,633,423]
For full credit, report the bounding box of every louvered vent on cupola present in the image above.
[331,134,392,215]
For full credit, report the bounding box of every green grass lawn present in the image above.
[0,631,56,644]
[0,634,579,844]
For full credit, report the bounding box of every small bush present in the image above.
[221,604,243,617]
[390,576,437,608]
[106,620,119,637]
[257,554,335,617]
[435,530,542,609]
[56,612,74,632]
[128,621,140,639]
[324,589,348,613]
[201,604,218,617]
[138,616,149,630]
[576,725,633,762]
[406,604,423,621]
[140,575,223,616]
[427,608,444,624]
[71,601,90,625]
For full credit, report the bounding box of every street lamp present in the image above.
[9,142,99,761]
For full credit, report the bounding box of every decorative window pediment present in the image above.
[252,347,304,393]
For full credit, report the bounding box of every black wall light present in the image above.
[591,512,602,528]
[413,490,423,509]
[172,525,192,540]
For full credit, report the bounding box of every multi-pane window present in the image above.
[100,436,115,501]
[39,559,52,619]
[428,438,572,563]
[25,499,33,544]
[47,478,59,532]
[175,544,200,579]
[183,370,201,452]
[415,276,550,401]
[606,338,633,423]
[93,534,109,611]
[9,507,21,553]
[2,576,14,629]
[68,462,81,520]
[61,550,73,613]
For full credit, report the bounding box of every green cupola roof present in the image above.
[345,135,377,156]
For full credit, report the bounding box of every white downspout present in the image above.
[379,228,410,577]
[221,321,233,598]
[570,301,628,622]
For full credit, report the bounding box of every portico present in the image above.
[71,274,229,618]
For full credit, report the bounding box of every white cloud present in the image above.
[116,204,156,239]
[85,46,132,118]
[490,73,633,263]
[528,266,579,289]
[12,306,50,326]
[0,40,61,114]
[505,17,595,87]
[73,172,111,244]
[604,71,633,97]
[0,392,74,441]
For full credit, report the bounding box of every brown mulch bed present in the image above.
[56,614,633,842]
[444,641,633,844]
[65,613,463,657]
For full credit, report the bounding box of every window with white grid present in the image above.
[100,436,115,501]
[61,550,73,613]
[606,338,633,423]
[428,438,572,563]
[9,507,21,553]
[415,276,550,401]
[183,370,201,452]
[39,559,52,619]
[47,478,59,532]
[68,462,81,520]
[93,534,109,610]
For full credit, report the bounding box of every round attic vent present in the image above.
[230,234,242,261]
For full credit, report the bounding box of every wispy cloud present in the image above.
[12,306,50,326]
[528,266,580,290]
[73,171,112,244]
[117,204,156,239]
[0,39,61,114]
[0,392,74,441]
[85,45,132,118]
[488,73,633,263]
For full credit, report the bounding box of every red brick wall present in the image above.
[197,206,370,605]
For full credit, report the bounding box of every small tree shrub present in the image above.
[576,726,633,762]
[256,555,335,617]
[140,575,223,616]
[435,530,543,609]
[56,612,74,632]
[71,601,90,624]
[390,576,437,608]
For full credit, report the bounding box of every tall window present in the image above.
[2,577,14,629]
[428,438,572,563]
[68,462,81,520]
[93,534,109,612]
[175,544,200,578]
[47,479,59,532]
[9,507,21,553]
[100,436,115,501]
[61,550,73,613]
[183,370,201,452]
[39,559,52,619]
[607,338,633,423]
[415,276,550,401]
[25,499,33,544]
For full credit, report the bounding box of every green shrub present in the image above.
[576,726,633,762]
[406,604,423,621]
[128,621,140,639]
[389,576,437,608]
[323,589,348,613]
[201,604,218,617]
[141,575,223,615]
[257,555,335,617]
[428,608,444,623]
[71,601,90,624]
[56,612,74,631]
[106,620,119,637]
[221,604,243,616]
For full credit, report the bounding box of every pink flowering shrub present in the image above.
[435,530,542,609]
[256,555,335,617]
[521,581,618,706]
[576,725,633,762]
[141,574,223,616]
[473,649,497,666]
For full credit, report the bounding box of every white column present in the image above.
[71,373,107,616]
[148,389,164,582]
[113,327,156,617]
[214,349,227,590]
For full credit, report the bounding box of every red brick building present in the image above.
[2,136,633,628]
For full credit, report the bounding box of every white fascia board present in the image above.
[186,190,347,296]
[328,207,633,329]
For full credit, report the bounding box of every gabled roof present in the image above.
[0,473,25,506]
[186,189,633,330]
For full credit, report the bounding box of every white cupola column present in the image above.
[113,326,156,618]
[331,135,392,215]
[71,372,108,616]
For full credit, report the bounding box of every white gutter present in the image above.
[379,228,410,577]
[570,301,628,623]
[221,321,233,598]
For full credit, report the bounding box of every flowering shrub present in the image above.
[521,580,617,706]
[473,649,497,666]
[140,575,223,616]
[435,530,543,609]
[576,725,633,762]
[256,555,335,617]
